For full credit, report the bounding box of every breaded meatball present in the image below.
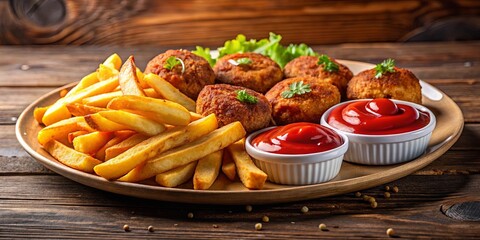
[266,77,341,125]
[347,67,422,104]
[196,84,272,133]
[283,56,353,95]
[144,49,215,99]
[213,52,283,93]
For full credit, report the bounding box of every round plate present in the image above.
[15,60,464,205]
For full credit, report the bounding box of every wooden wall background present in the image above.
[1,0,480,47]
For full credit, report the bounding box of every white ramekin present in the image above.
[245,126,349,185]
[320,99,436,165]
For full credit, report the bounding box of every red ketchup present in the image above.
[251,122,344,154]
[327,98,430,135]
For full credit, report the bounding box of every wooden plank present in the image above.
[1,0,479,46]
[0,175,478,238]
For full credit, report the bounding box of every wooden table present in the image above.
[1,42,479,239]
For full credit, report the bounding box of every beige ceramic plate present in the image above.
[15,60,464,205]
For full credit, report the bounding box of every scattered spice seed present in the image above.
[301,206,309,213]
[262,215,270,223]
[355,192,362,197]
[370,201,378,208]
[173,224,178,227]
[393,186,399,193]
[386,228,395,237]
[255,223,262,231]
[363,195,371,201]
[187,212,194,219]
[123,224,130,232]
[20,64,30,71]
[148,226,154,232]
[319,223,327,231]
[245,205,253,212]
[213,224,218,228]
[384,192,391,198]
[385,185,391,191]
[368,197,376,204]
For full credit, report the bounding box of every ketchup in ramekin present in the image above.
[327,98,430,135]
[251,122,344,154]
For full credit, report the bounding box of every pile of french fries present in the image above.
[34,54,268,190]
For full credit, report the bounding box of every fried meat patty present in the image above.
[144,49,215,99]
[265,77,341,125]
[347,67,422,104]
[213,52,283,93]
[283,56,353,96]
[196,84,272,133]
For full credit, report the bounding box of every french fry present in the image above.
[119,56,145,96]
[94,114,218,180]
[189,112,203,121]
[119,121,245,183]
[144,73,196,112]
[73,131,114,155]
[38,116,93,146]
[103,53,122,70]
[67,130,89,143]
[104,133,148,160]
[95,131,135,161]
[155,162,197,187]
[65,72,99,97]
[193,150,223,190]
[98,110,166,136]
[34,106,50,124]
[221,149,236,181]
[97,64,119,81]
[84,113,130,132]
[42,77,119,126]
[82,91,122,107]
[136,67,149,89]
[67,103,106,116]
[143,88,162,98]
[227,139,267,190]
[44,140,102,173]
[107,95,190,126]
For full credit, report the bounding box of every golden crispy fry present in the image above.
[67,130,89,143]
[107,95,190,126]
[95,131,135,161]
[34,106,50,124]
[136,67,149,89]
[97,64,119,81]
[103,53,122,70]
[94,114,218,180]
[73,131,114,155]
[42,77,119,126]
[119,121,245,183]
[144,73,196,112]
[143,88,162,98]
[84,113,130,132]
[221,149,236,181]
[82,91,122,107]
[104,133,148,160]
[228,139,267,190]
[98,110,166,136]
[65,72,99,97]
[38,116,93,146]
[66,103,106,117]
[44,140,102,173]
[189,112,203,121]
[119,56,145,96]
[193,150,223,190]
[155,162,197,187]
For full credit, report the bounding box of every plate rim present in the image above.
[15,60,465,205]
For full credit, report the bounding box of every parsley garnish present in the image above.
[236,89,258,104]
[375,59,396,78]
[281,81,311,98]
[317,54,339,72]
[228,58,252,66]
[164,56,185,73]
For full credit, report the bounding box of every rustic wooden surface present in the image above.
[0,42,479,238]
[1,0,480,46]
